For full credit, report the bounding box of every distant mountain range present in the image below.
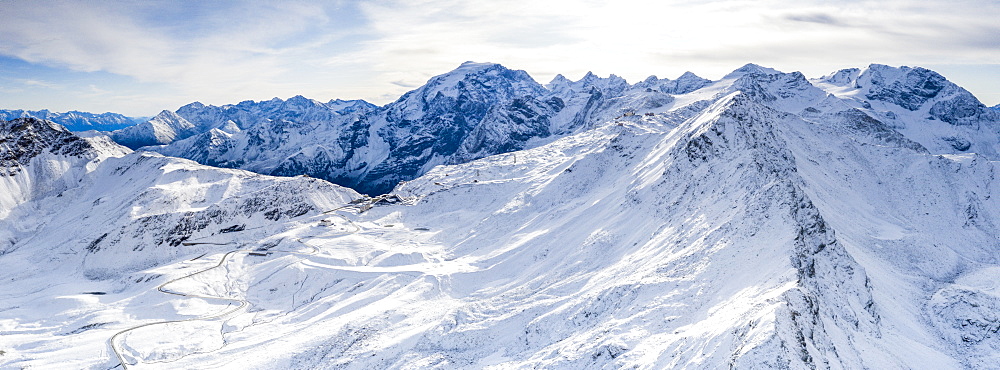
[106,62,1000,196]
[7,62,999,197]
[0,109,146,131]
[106,62,716,194]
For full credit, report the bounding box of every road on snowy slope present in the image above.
[109,205,361,369]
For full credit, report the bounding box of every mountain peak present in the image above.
[858,64,964,113]
[865,63,911,73]
[548,73,571,86]
[630,75,663,90]
[726,63,783,78]
[677,71,702,80]
[180,101,206,110]
[449,61,505,75]
[285,95,320,106]
[818,68,862,86]
[460,60,493,67]
[568,71,630,94]
[327,98,377,114]
[1,118,95,174]
[399,61,542,105]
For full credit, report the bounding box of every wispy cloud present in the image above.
[1,0,999,114]
[784,13,845,26]
[347,0,1000,87]
[19,79,59,88]
[0,0,367,111]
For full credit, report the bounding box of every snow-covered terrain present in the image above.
[0,118,359,368]
[0,109,144,132]
[2,62,1000,369]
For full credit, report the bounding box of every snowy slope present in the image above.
[216,68,991,369]
[0,118,360,368]
[2,64,1000,369]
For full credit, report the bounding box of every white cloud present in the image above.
[0,1,354,110]
[1,0,999,114]
[19,79,59,88]
[350,0,1000,86]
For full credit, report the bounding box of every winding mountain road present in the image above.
[108,206,360,369]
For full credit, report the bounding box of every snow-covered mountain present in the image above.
[2,63,1000,369]
[1,115,358,266]
[0,109,144,131]
[108,97,377,149]
[137,62,716,195]
[814,64,1000,157]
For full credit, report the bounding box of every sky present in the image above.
[0,0,998,116]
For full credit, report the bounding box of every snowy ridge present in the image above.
[293,90,886,368]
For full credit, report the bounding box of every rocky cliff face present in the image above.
[0,118,95,174]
